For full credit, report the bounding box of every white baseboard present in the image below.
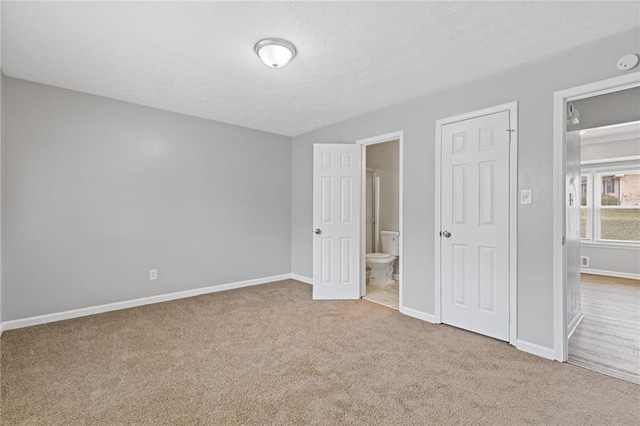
[516,339,555,360]
[400,306,438,324]
[1,274,291,332]
[581,268,640,280]
[567,310,584,340]
[290,274,313,285]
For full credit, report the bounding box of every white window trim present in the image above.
[580,173,591,241]
[580,161,640,247]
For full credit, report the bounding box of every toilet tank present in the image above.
[380,231,400,256]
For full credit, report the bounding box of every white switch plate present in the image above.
[521,189,532,205]
[149,269,158,280]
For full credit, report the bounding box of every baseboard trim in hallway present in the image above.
[1,273,293,332]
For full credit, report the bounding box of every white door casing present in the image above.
[440,110,511,341]
[312,144,362,299]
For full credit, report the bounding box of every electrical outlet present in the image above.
[149,269,158,281]
[520,189,533,205]
[580,256,589,267]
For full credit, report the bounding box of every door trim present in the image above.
[434,102,518,344]
[356,131,404,310]
[552,71,640,361]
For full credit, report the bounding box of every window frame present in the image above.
[580,173,592,241]
[602,177,615,194]
[580,159,640,248]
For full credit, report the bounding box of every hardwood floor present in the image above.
[568,274,640,384]
[363,280,399,310]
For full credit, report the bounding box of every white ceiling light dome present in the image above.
[254,38,297,69]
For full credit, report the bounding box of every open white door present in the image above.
[313,144,361,299]
[565,128,583,337]
[440,110,511,341]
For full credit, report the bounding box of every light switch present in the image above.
[521,189,532,205]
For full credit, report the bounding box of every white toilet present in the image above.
[366,231,399,285]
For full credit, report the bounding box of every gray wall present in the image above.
[291,27,640,349]
[2,77,292,321]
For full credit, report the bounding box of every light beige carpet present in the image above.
[1,280,638,425]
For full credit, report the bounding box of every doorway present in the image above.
[552,71,640,364]
[562,89,640,384]
[311,132,404,307]
[357,131,404,311]
[434,102,518,343]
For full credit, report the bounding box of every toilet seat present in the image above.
[365,253,396,263]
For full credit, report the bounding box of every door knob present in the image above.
[440,230,451,238]
[314,228,322,235]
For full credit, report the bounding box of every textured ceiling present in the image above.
[3,1,639,136]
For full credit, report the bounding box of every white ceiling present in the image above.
[3,1,639,137]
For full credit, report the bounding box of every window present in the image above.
[581,165,640,244]
[580,175,590,239]
[602,177,616,195]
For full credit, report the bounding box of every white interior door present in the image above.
[440,111,511,341]
[313,144,361,299]
[565,129,582,334]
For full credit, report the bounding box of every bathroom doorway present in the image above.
[357,131,403,310]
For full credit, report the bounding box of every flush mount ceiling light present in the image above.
[254,38,297,69]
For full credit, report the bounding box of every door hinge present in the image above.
[507,129,515,143]
[562,236,566,246]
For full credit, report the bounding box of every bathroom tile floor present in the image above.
[363,280,399,310]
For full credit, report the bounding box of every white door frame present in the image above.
[356,131,404,309]
[552,71,640,361]
[434,102,519,344]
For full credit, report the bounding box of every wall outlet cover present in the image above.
[149,269,158,280]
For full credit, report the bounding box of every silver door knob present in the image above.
[441,230,451,238]
[314,228,322,235]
